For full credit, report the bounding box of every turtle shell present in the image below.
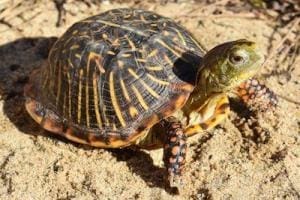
[25,8,206,147]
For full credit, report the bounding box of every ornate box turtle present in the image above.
[24,8,277,188]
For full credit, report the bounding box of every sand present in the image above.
[0,0,299,199]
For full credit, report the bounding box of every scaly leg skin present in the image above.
[162,117,187,189]
[233,78,277,144]
[235,78,278,112]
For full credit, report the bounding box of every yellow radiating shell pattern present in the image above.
[41,8,205,139]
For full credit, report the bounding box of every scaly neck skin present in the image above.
[183,85,210,113]
[183,69,219,113]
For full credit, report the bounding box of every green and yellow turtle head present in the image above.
[198,39,264,93]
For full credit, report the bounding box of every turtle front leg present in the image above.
[162,117,187,188]
[235,78,278,111]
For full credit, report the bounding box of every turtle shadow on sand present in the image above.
[0,37,168,191]
[0,37,56,136]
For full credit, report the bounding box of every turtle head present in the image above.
[197,39,264,94]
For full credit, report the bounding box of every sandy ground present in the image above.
[0,1,299,199]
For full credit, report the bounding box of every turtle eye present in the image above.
[229,49,248,65]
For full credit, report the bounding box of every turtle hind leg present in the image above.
[162,117,187,189]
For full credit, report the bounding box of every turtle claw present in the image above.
[168,173,184,189]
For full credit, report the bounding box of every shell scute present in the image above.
[26,8,206,147]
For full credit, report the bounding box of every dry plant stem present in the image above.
[53,0,66,27]
[0,23,23,36]
[177,13,267,20]
[4,4,35,22]
[0,0,23,20]
[0,0,11,6]
[0,4,41,35]
[287,34,299,70]
[261,18,300,105]
[174,0,229,19]
[277,94,300,105]
[262,18,300,69]
[0,0,40,35]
